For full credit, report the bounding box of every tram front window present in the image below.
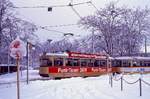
[40,59,52,67]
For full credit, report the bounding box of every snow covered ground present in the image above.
[0,70,150,99]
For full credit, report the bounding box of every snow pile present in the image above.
[0,71,150,99]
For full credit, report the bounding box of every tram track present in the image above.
[0,77,52,86]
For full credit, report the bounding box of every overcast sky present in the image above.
[11,0,150,43]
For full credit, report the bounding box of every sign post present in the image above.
[9,37,26,99]
[16,57,20,99]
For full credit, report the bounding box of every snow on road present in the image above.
[0,71,150,99]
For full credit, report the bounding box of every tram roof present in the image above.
[41,52,108,59]
[46,52,68,57]
[113,56,150,60]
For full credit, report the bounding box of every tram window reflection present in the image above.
[54,58,63,66]
[94,60,100,67]
[66,58,79,66]
[80,59,87,67]
[73,59,79,66]
[87,59,94,67]
[100,60,106,67]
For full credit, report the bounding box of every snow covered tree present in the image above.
[79,2,150,56]
[0,0,37,64]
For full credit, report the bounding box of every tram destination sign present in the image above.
[68,52,107,59]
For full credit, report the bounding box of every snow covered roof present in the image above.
[0,64,16,67]
[46,52,68,57]
[113,56,150,60]
[133,57,150,60]
[114,57,133,60]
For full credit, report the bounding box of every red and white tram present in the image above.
[39,51,150,78]
[39,51,111,79]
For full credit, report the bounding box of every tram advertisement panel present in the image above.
[120,67,150,73]
[49,67,111,73]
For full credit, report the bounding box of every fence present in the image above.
[109,74,150,96]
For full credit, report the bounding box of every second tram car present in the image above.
[39,51,111,79]
[112,56,150,74]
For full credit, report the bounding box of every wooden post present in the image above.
[16,57,20,99]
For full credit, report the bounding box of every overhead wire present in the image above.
[43,23,78,28]
[88,0,99,11]
[70,5,82,19]
[13,1,91,9]
[12,0,99,35]
[13,15,67,34]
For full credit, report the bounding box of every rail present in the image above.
[0,77,51,86]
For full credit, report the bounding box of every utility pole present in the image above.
[92,29,94,53]
[26,42,29,84]
[7,49,10,73]
[144,35,147,56]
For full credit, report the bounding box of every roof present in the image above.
[113,56,150,60]
[0,64,16,67]
[40,51,108,59]
[46,52,68,57]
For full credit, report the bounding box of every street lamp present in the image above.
[6,18,11,73]
[64,33,74,37]
[47,39,52,53]
[48,7,52,12]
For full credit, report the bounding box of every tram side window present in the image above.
[94,60,100,67]
[143,61,150,67]
[140,61,144,66]
[66,58,79,66]
[73,59,79,66]
[122,61,130,67]
[54,58,63,66]
[47,60,52,66]
[80,59,87,67]
[99,60,106,67]
[112,60,121,67]
[148,62,150,66]
[87,59,94,67]
[66,58,73,66]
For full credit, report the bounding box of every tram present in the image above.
[39,51,111,79]
[111,56,150,74]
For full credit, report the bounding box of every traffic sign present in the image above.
[9,37,26,59]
